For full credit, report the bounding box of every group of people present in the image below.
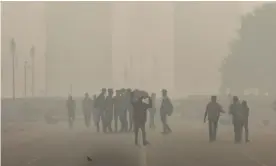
[66,88,174,146]
[204,96,250,143]
[67,88,253,145]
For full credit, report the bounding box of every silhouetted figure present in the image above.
[149,93,156,129]
[82,93,93,128]
[104,88,114,133]
[92,95,98,130]
[66,95,76,129]
[126,88,134,132]
[160,89,173,134]
[114,90,121,132]
[95,88,107,132]
[204,96,225,142]
[229,96,244,143]
[119,89,128,132]
[241,100,250,143]
[131,91,152,146]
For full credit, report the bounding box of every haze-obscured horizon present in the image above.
[1,2,263,98]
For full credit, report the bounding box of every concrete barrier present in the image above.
[1,97,85,124]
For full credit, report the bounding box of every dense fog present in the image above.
[1,2,275,166]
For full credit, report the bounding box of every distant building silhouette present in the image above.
[45,2,112,96]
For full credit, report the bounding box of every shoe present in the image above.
[87,156,92,161]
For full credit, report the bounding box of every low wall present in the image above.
[1,97,85,124]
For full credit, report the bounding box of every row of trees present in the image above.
[10,38,36,99]
[220,3,276,95]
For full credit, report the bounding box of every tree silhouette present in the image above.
[220,3,276,95]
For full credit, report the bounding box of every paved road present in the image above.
[2,120,276,166]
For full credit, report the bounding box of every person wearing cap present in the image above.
[95,88,107,132]
[66,94,76,129]
[204,96,225,142]
[82,93,93,128]
[160,89,173,134]
[229,96,244,143]
[104,88,114,133]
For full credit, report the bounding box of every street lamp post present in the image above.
[24,61,30,97]
[24,61,27,97]
[70,84,72,95]
[30,46,35,97]
[152,55,159,92]
[10,38,16,100]
[44,53,48,96]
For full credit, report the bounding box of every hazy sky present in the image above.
[1,2,47,97]
[1,2,263,98]
[112,2,174,93]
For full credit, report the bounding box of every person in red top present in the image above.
[131,90,152,146]
[204,96,225,142]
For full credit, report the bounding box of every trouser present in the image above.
[120,110,128,132]
[83,110,91,128]
[149,109,156,129]
[114,113,120,132]
[128,110,133,131]
[208,120,218,141]
[96,113,105,132]
[134,121,147,145]
[161,114,171,133]
[104,114,113,133]
[233,120,243,143]
[68,111,75,129]
[241,119,249,141]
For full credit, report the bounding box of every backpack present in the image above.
[165,98,174,116]
[232,104,244,121]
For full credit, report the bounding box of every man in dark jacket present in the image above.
[82,93,93,128]
[126,88,133,132]
[95,88,107,132]
[204,96,225,142]
[131,90,152,146]
[229,96,244,143]
[160,89,173,134]
[66,94,76,129]
[113,90,121,132]
[104,89,114,133]
[241,100,250,143]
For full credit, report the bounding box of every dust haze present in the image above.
[1,1,276,166]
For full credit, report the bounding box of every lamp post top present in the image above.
[10,38,16,52]
[30,45,35,58]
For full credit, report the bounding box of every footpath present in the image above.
[2,121,59,149]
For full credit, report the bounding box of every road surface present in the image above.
[2,119,276,166]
